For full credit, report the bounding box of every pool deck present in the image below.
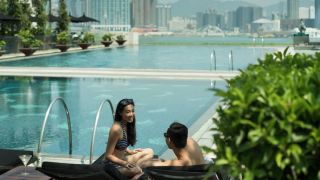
[0,45,235,161]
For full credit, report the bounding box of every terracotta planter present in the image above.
[19,48,38,56]
[116,40,126,46]
[56,44,70,52]
[78,43,91,50]
[101,41,113,47]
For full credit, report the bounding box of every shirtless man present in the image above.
[141,122,205,167]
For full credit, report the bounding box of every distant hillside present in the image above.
[264,0,315,18]
[172,0,255,17]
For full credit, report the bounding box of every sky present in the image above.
[167,0,287,7]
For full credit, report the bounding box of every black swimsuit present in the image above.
[104,122,129,169]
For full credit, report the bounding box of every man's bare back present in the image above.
[144,137,205,167]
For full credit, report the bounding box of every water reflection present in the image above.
[0,77,220,156]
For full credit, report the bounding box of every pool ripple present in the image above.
[147,108,167,114]
[14,113,43,118]
[153,92,173,97]
[137,119,154,126]
[10,104,47,110]
[187,97,206,102]
[148,137,163,145]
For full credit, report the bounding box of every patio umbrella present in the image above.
[69,14,82,23]
[76,13,99,23]
[0,13,19,22]
[29,14,59,22]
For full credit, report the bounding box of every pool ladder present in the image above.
[89,99,114,164]
[37,97,72,156]
[36,97,115,164]
[210,49,234,71]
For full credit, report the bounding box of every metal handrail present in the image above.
[37,97,72,155]
[210,49,217,71]
[89,99,115,164]
[229,50,234,71]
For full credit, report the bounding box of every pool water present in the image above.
[0,76,224,156]
[0,45,277,70]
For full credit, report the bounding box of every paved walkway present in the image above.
[0,44,106,61]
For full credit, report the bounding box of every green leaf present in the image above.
[215,159,229,166]
[276,152,284,169]
[248,129,263,142]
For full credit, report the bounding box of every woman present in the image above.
[104,99,154,177]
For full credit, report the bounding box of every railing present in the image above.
[89,99,115,164]
[229,50,234,71]
[210,49,217,71]
[37,97,72,156]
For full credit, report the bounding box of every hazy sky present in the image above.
[168,0,287,7]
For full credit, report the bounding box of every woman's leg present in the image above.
[117,166,142,178]
[126,148,154,167]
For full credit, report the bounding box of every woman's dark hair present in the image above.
[115,99,136,146]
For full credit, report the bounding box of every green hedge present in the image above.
[211,48,320,179]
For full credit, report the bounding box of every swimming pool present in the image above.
[0,76,224,156]
[0,45,277,70]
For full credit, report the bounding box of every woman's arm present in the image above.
[105,124,128,167]
[125,148,136,155]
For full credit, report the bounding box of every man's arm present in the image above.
[141,158,183,168]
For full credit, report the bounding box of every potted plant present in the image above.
[56,31,70,52]
[115,35,126,46]
[0,40,6,56]
[78,32,95,50]
[16,30,43,56]
[101,33,113,47]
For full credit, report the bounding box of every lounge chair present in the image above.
[0,148,34,175]
[36,153,129,180]
[143,164,220,180]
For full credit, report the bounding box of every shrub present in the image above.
[210,48,320,179]
[0,40,6,50]
[56,31,70,45]
[116,35,125,41]
[16,30,43,48]
[102,33,113,41]
[80,32,95,43]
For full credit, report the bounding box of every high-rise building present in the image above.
[316,0,320,28]
[196,10,224,29]
[132,0,156,28]
[105,0,131,31]
[156,3,172,30]
[310,6,315,19]
[287,0,299,19]
[89,0,105,24]
[236,6,262,32]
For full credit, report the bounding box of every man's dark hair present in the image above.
[167,122,188,148]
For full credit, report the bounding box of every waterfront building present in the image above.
[251,19,281,33]
[226,11,236,31]
[287,0,299,19]
[316,0,320,28]
[310,6,315,19]
[156,3,172,31]
[196,10,224,29]
[299,6,315,19]
[235,6,263,32]
[132,0,156,28]
[104,0,131,31]
[168,17,196,32]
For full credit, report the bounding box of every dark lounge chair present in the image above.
[0,148,34,175]
[36,153,129,180]
[143,164,220,180]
